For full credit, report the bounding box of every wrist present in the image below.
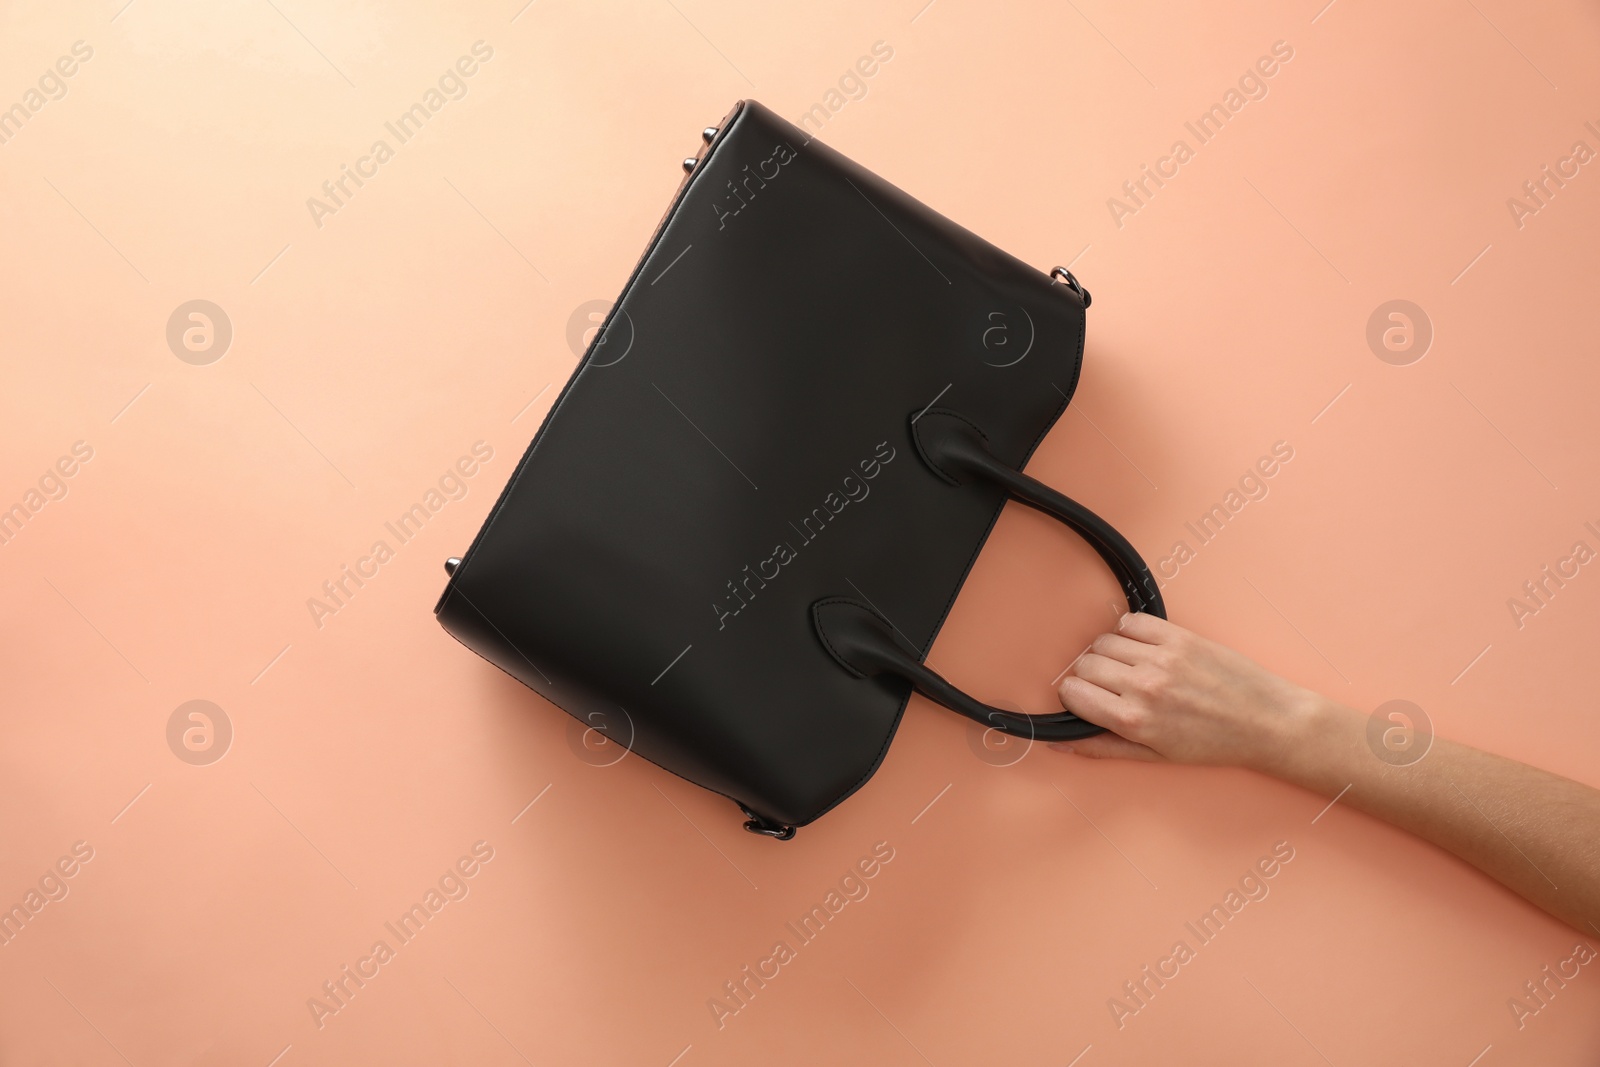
[1246,690,1362,788]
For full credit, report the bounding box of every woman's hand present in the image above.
[1055,612,1600,935]
[1053,611,1337,774]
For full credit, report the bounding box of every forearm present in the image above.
[1058,613,1600,933]
[1265,698,1600,935]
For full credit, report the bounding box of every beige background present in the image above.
[2,0,1599,1063]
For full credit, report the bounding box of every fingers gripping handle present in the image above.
[810,407,1166,741]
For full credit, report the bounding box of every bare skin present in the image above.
[1054,611,1600,935]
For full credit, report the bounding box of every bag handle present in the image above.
[811,407,1165,742]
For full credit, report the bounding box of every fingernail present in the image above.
[1049,743,1076,754]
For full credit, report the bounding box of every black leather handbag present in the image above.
[436,100,1164,839]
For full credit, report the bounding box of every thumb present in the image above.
[1050,733,1163,762]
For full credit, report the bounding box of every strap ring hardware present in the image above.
[1049,266,1092,308]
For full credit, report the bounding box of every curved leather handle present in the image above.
[811,407,1166,742]
[914,409,1164,618]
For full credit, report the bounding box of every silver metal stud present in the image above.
[702,127,718,143]
[444,557,461,576]
[682,157,698,173]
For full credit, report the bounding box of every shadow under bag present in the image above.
[435,100,1165,840]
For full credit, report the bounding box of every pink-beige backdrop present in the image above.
[3,0,1599,1063]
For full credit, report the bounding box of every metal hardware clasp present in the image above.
[1050,266,1092,308]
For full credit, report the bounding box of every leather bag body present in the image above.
[435,100,1163,837]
